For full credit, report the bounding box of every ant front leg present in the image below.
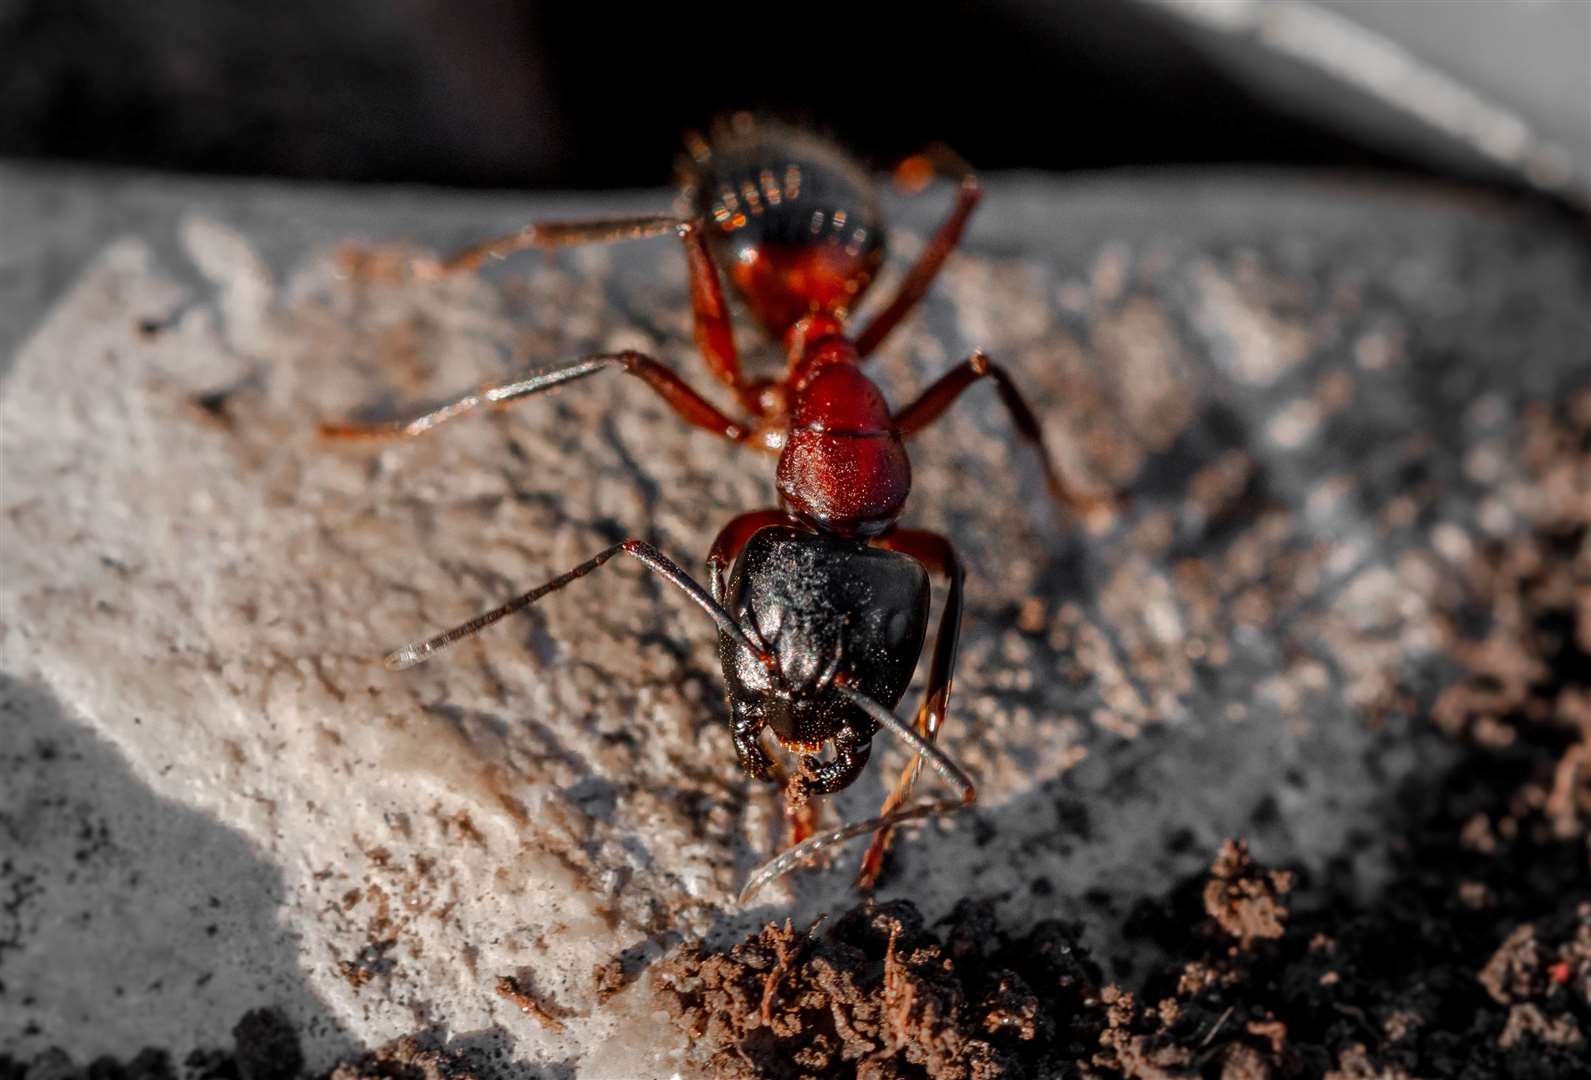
[894,351,1116,528]
[710,508,820,848]
[383,538,771,675]
[738,675,977,905]
[857,527,964,889]
[320,350,757,447]
[706,508,792,604]
[854,145,981,358]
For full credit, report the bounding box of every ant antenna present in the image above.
[737,683,977,905]
[383,539,769,673]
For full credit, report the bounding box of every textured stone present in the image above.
[1,163,1586,1074]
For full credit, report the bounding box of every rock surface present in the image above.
[1,163,1587,1075]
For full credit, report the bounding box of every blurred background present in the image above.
[1,0,1586,209]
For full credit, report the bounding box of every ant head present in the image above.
[717,526,929,767]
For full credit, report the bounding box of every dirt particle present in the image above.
[1219,1041,1271,1080]
[493,973,566,1033]
[325,1032,482,1080]
[1498,1004,1584,1050]
[1480,924,1542,1005]
[1202,839,1293,949]
[593,957,627,1003]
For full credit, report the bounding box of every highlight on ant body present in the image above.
[323,116,1110,903]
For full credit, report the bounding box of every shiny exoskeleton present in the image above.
[719,527,929,794]
[325,116,1105,902]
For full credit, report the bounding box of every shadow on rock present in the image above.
[0,675,358,1066]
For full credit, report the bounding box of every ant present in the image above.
[324,117,1107,903]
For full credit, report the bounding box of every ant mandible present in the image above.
[324,117,1104,903]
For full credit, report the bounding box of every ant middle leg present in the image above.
[856,527,965,889]
[320,349,758,446]
[894,350,1116,525]
[853,145,981,358]
[337,215,679,283]
[440,216,683,277]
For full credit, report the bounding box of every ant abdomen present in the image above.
[680,120,887,337]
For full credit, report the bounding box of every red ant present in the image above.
[324,118,1106,903]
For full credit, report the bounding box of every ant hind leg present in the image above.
[339,215,680,282]
[339,212,763,415]
[853,145,981,358]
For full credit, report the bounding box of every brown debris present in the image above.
[593,956,628,1003]
[1322,1044,1415,1080]
[1477,902,1591,1054]
[653,899,1096,1080]
[1219,1042,1271,1080]
[1480,923,1546,1005]
[1203,839,1293,949]
[1498,1004,1584,1050]
[325,1033,481,1080]
[494,973,567,1033]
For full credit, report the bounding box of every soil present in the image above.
[0,1015,484,1080]
[653,823,1585,1079]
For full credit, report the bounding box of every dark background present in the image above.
[0,0,1584,206]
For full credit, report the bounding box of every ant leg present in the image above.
[342,215,679,281]
[857,528,964,889]
[345,213,761,416]
[894,351,1115,523]
[706,508,791,604]
[853,145,981,358]
[738,681,976,905]
[319,350,755,446]
[785,800,819,847]
[383,538,771,674]
[447,217,753,412]
[677,220,763,415]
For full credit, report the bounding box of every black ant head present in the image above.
[717,526,928,785]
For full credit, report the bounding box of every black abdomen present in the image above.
[678,119,887,334]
